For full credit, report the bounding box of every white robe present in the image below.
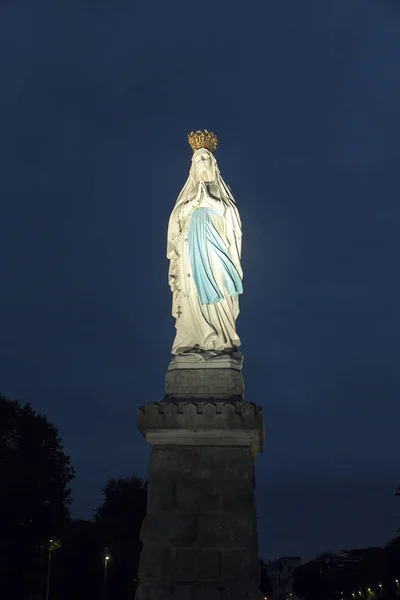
[167,180,243,355]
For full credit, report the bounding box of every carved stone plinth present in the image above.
[135,401,265,600]
[165,356,244,401]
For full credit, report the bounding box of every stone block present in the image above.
[222,550,260,582]
[140,514,197,545]
[149,447,201,481]
[151,585,173,600]
[221,583,264,600]
[147,478,176,512]
[175,479,219,513]
[192,585,222,600]
[200,445,251,466]
[173,584,192,600]
[199,447,253,480]
[165,368,244,400]
[150,448,179,474]
[200,445,252,468]
[196,514,255,547]
[198,549,222,580]
[138,545,170,583]
[135,582,153,600]
[219,480,255,513]
[176,447,201,477]
[173,547,197,581]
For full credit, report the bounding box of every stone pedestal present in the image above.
[165,354,244,401]
[136,401,265,600]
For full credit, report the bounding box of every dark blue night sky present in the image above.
[0,0,399,561]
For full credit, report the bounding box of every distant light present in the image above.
[105,555,110,561]
[379,584,382,588]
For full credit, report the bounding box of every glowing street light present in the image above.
[104,548,111,600]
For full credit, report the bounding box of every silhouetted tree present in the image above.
[384,536,400,591]
[94,475,148,599]
[49,518,103,600]
[292,552,342,600]
[46,475,148,599]
[339,547,387,593]
[259,560,273,597]
[0,394,75,600]
[294,545,400,600]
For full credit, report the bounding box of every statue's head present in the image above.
[174,130,236,208]
[191,148,216,183]
[188,130,218,183]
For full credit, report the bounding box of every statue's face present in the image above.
[192,149,214,182]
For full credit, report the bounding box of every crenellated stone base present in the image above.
[135,401,265,600]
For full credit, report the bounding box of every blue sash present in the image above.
[188,207,243,305]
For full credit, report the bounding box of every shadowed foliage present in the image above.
[49,475,148,599]
[0,394,74,599]
[94,475,148,598]
[293,542,400,600]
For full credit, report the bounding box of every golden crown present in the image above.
[188,130,218,153]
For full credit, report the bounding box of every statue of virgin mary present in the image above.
[167,131,243,355]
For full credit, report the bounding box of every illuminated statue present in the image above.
[167,130,243,355]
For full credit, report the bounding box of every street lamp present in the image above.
[45,539,53,600]
[104,548,111,600]
[45,538,61,600]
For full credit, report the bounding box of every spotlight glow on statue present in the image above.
[167,131,243,355]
